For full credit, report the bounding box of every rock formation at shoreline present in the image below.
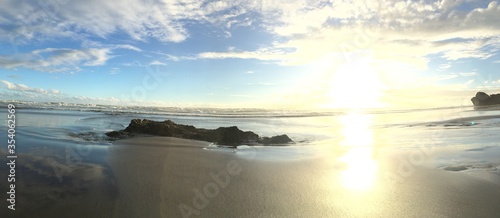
[106,119,293,146]
[471,92,500,106]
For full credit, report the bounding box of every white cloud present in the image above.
[226,0,500,68]
[173,0,500,71]
[1,0,499,77]
[149,60,167,66]
[163,54,182,62]
[112,44,142,52]
[438,64,451,70]
[81,40,142,52]
[458,72,478,77]
[441,0,469,10]
[151,52,197,62]
[0,80,61,95]
[122,61,142,67]
[0,0,252,44]
[152,47,289,63]
[197,47,290,63]
[0,48,111,73]
[71,95,121,103]
[50,89,61,94]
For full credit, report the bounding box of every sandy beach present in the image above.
[106,136,500,218]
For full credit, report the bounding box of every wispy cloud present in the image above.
[438,64,451,70]
[2,0,499,70]
[0,0,252,44]
[152,52,196,62]
[197,48,289,63]
[111,44,142,52]
[149,48,291,64]
[149,60,167,66]
[458,72,478,77]
[0,48,111,73]
[82,40,142,52]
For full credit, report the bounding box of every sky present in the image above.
[0,0,500,109]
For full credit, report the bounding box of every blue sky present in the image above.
[0,0,499,109]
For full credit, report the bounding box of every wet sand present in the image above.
[2,136,499,217]
[0,148,116,218]
[107,136,500,218]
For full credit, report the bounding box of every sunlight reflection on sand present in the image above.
[338,113,379,191]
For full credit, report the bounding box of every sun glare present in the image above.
[329,59,384,109]
[337,113,378,191]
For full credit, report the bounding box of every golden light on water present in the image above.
[338,113,378,191]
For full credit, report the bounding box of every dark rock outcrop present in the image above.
[106,119,292,146]
[471,92,500,106]
[260,134,293,145]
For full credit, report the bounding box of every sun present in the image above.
[328,59,384,109]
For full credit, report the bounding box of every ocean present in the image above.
[1,101,500,216]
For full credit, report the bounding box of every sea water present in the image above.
[0,101,499,180]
